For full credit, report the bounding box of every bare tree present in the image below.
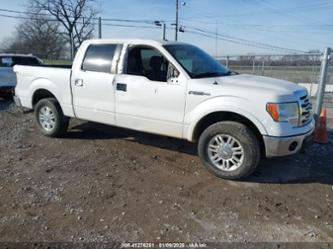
[30,0,98,59]
[2,15,66,59]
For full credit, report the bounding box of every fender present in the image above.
[184,96,270,141]
[29,78,74,117]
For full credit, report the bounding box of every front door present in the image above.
[115,45,187,138]
[71,43,121,125]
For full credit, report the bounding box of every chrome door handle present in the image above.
[74,79,84,87]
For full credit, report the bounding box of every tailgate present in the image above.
[0,67,16,87]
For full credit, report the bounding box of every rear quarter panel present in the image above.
[14,65,74,116]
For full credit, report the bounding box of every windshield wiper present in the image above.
[227,70,239,75]
[193,72,225,79]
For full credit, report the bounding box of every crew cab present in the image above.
[13,39,314,180]
[0,54,42,98]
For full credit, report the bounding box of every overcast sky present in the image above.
[0,0,332,55]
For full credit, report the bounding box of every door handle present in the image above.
[74,79,84,87]
[116,83,127,92]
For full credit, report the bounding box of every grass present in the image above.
[230,66,333,84]
[43,59,72,65]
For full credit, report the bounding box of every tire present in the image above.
[198,121,260,180]
[34,98,69,137]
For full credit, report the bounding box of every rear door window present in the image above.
[82,44,118,73]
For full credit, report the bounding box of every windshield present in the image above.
[163,44,230,79]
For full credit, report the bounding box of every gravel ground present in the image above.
[0,99,332,243]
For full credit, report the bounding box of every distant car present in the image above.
[0,54,42,98]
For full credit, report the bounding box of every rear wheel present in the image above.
[34,98,69,137]
[198,121,260,180]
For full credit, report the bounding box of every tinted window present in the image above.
[126,46,169,82]
[0,56,40,67]
[82,44,118,73]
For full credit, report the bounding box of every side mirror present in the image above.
[172,68,180,78]
[167,64,180,83]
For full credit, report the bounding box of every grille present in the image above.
[299,94,312,126]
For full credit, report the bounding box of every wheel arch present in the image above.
[32,89,58,108]
[191,111,266,156]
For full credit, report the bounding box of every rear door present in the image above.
[71,44,122,125]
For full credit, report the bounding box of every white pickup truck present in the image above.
[14,39,314,180]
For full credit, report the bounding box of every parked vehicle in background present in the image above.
[0,54,42,98]
[13,39,314,180]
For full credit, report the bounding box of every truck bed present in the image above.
[26,64,72,69]
[13,65,74,116]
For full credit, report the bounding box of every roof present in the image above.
[84,38,188,47]
[0,53,40,58]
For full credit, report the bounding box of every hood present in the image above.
[189,74,308,103]
[216,74,303,95]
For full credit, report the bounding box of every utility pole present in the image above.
[175,0,179,41]
[98,17,102,39]
[215,20,218,57]
[154,21,167,41]
[70,32,75,60]
[162,23,166,41]
[315,47,331,120]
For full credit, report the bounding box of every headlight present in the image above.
[266,102,299,126]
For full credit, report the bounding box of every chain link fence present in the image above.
[218,53,333,120]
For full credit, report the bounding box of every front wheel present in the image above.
[198,121,260,180]
[34,98,69,137]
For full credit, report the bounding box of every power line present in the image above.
[181,19,333,28]
[181,1,333,21]
[0,8,157,24]
[0,13,58,22]
[0,7,320,53]
[224,24,329,49]
[188,30,301,54]
[258,0,324,25]
[102,23,159,29]
[0,12,306,53]
[188,27,308,53]
[186,28,307,54]
[0,13,160,30]
[175,0,179,41]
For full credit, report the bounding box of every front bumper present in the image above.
[263,128,314,158]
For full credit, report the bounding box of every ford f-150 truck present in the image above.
[13,39,314,180]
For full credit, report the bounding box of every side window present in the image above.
[82,44,117,73]
[0,57,14,67]
[126,46,169,82]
